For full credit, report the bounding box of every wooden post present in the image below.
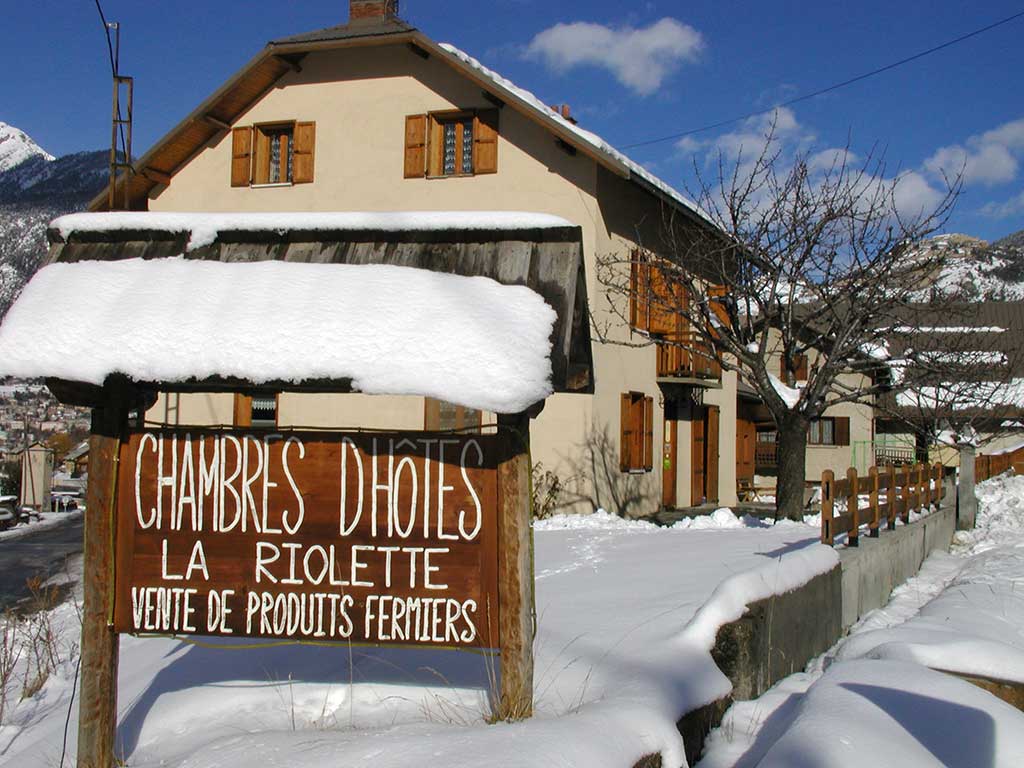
[495,412,534,720]
[921,462,929,512]
[901,463,912,524]
[887,464,897,531]
[847,467,859,547]
[868,466,880,537]
[821,470,834,545]
[78,404,127,768]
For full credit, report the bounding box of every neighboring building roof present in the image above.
[90,17,713,231]
[64,441,89,461]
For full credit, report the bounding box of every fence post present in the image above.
[901,463,912,524]
[887,464,897,530]
[915,463,925,513]
[932,463,941,507]
[821,470,834,545]
[959,442,977,530]
[847,467,859,547]
[869,466,880,537]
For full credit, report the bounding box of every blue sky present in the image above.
[4,0,1023,239]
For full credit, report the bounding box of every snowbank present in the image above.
[755,660,1024,768]
[0,510,82,542]
[0,258,556,414]
[51,210,575,251]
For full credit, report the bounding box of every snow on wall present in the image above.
[0,257,557,413]
[51,210,576,251]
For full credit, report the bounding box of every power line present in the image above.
[621,9,1024,150]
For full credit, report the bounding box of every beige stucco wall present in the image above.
[144,43,739,516]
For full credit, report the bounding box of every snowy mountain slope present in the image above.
[0,122,53,175]
[909,230,1024,299]
[0,122,108,317]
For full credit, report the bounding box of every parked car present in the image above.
[51,493,79,512]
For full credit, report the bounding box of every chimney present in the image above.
[349,0,399,25]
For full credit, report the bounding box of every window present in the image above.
[234,392,278,428]
[231,122,315,187]
[424,398,482,433]
[620,392,654,472]
[808,416,850,446]
[403,110,499,179]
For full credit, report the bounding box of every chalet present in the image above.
[46,1,873,514]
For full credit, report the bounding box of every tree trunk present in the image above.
[915,431,930,464]
[776,414,809,521]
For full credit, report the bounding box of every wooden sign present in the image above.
[113,430,500,648]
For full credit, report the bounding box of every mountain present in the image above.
[0,123,108,317]
[910,229,1024,300]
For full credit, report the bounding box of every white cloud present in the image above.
[923,117,1024,187]
[980,190,1024,220]
[891,171,946,220]
[524,18,704,96]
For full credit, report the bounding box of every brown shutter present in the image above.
[643,396,654,471]
[648,264,683,336]
[629,250,651,332]
[835,416,851,446]
[293,121,315,183]
[233,393,253,427]
[796,353,809,381]
[473,109,499,174]
[620,393,633,471]
[404,114,427,178]
[231,127,253,187]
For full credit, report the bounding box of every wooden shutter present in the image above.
[233,393,253,427]
[795,353,809,381]
[834,416,851,446]
[620,393,633,471]
[643,396,654,471]
[648,264,685,337]
[404,114,427,178]
[629,250,651,332]
[293,121,316,183]
[231,127,253,187]
[473,109,499,174]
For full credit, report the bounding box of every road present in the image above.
[0,516,83,610]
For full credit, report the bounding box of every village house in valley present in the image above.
[81,0,874,515]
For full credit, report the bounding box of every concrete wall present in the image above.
[143,42,740,516]
[678,495,958,763]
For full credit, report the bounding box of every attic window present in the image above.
[234,392,278,428]
[403,110,499,178]
[231,122,316,187]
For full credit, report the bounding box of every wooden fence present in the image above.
[975,445,1024,483]
[821,462,946,547]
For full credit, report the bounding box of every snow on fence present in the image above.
[821,462,946,547]
[975,446,1024,483]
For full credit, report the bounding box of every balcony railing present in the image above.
[874,445,916,466]
[755,441,777,468]
[656,333,721,381]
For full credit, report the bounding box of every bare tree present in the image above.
[595,133,960,520]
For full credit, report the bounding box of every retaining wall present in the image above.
[674,497,958,765]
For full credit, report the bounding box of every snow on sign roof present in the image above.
[53,210,574,251]
[0,258,557,414]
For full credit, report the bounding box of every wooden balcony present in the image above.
[873,445,915,466]
[656,334,721,381]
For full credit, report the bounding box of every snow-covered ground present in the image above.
[698,473,1024,768]
[0,509,835,768]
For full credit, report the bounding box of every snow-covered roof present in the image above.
[0,258,558,414]
[52,210,575,251]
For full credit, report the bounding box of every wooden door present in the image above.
[662,416,678,508]
[736,417,755,485]
[706,405,720,503]
[691,410,706,505]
